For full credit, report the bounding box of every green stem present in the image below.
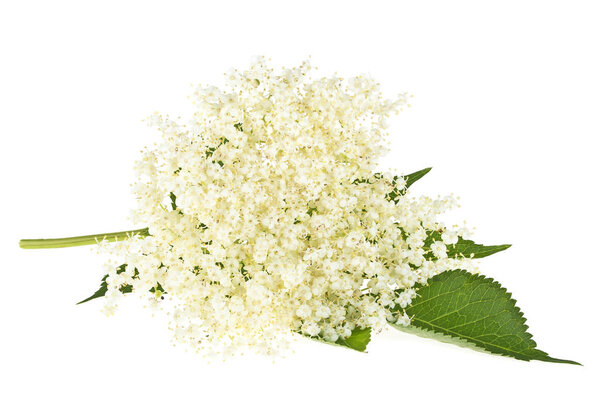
[19,227,150,249]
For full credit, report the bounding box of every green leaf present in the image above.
[390,270,580,364]
[76,275,109,305]
[353,168,430,204]
[335,327,371,352]
[424,230,511,259]
[386,167,432,203]
[303,327,372,353]
[77,264,136,305]
[77,264,127,305]
[449,237,511,258]
[402,167,432,191]
[391,322,489,354]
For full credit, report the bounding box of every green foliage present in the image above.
[205,137,229,159]
[402,167,432,192]
[390,270,580,364]
[353,167,431,204]
[447,237,510,258]
[77,264,129,305]
[387,167,432,203]
[306,327,372,352]
[76,274,109,305]
[169,192,178,211]
[423,230,511,260]
[149,282,166,298]
[335,327,371,352]
[77,264,163,305]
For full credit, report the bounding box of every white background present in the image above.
[1,1,598,415]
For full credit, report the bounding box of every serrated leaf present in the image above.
[77,264,127,305]
[390,270,580,364]
[424,230,511,260]
[76,274,110,305]
[303,327,372,352]
[77,264,137,304]
[392,321,490,354]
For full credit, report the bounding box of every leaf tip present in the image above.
[540,355,583,366]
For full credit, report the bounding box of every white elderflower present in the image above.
[296,304,312,319]
[431,241,448,259]
[396,312,411,326]
[396,288,417,309]
[442,229,459,245]
[100,58,475,356]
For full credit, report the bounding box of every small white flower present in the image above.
[442,230,459,245]
[301,321,321,337]
[296,304,312,319]
[431,241,448,259]
[396,312,411,326]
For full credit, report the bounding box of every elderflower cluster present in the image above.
[101,58,476,356]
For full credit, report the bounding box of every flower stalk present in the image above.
[19,228,150,249]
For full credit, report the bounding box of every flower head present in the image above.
[102,58,475,355]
